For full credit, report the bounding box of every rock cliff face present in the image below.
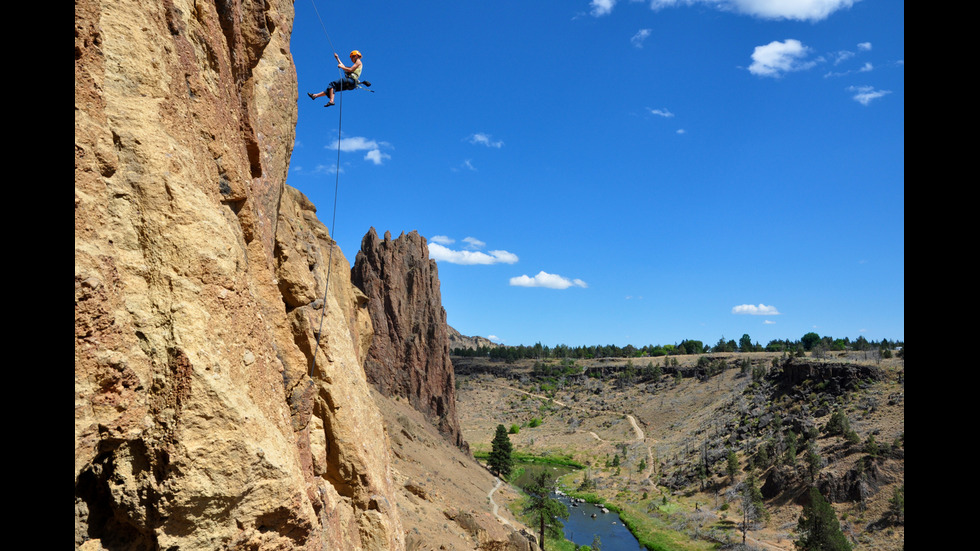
[351,229,466,450]
[75,1,403,549]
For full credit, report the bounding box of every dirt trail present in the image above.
[487,477,509,526]
[493,383,658,480]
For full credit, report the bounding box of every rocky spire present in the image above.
[352,228,467,450]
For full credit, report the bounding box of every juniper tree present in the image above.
[795,487,852,551]
[726,449,739,482]
[887,484,904,525]
[488,424,513,478]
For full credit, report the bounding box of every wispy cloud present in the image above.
[649,0,856,21]
[510,271,587,290]
[830,50,856,65]
[430,235,454,245]
[467,133,504,148]
[590,0,616,17]
[451,159,478,172]
[463,237,485,249]
[848,85,891,106]
[732,303,781,315]
[647,107,675,118]
[631,29,652,48]
[824,42,875,77]
[749,39,816,77]
[292,163,341,175]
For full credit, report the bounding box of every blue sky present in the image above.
[287,0,904,348]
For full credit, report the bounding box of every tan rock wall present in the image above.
[75,0,402,548]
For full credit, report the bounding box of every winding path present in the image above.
[491,383,661,483]
[487,477,510,526]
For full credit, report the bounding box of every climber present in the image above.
[308,50,369,107]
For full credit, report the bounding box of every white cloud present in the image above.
[364,149,391,165]
[763,319,776,325]
[429,243,518,265]
[749,39,815,77]
[510,271,588,289]
[430,235,454,245]
[848,85,891,106]
[647,107,674,118]
[857,41,872,51]
[590,0,616,16]
[467,133,504,148]
[732,303,781,315]
[631,29,652,48]
[488,335,503,343]
[330,136,392,165]
[331,136,380,152]
[649,0,856,21]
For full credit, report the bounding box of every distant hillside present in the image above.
[448,326,500,352]
[455,352,904,550]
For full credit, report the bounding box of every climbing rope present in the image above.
[307,0,349,378]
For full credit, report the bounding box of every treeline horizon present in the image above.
[451,332,904,361]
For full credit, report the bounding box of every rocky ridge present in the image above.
[448,326,500,352]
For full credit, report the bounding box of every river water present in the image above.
[557,495,645,550]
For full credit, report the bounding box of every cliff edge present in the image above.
[75,1,403,548]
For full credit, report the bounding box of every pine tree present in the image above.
[521,472,569,550]
[795,487,852,551]
[488,424,513,478]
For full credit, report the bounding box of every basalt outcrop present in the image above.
[75,0,403,548]
[351,229,467,450]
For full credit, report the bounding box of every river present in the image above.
[557,495,645,550]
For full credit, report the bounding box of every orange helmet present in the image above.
[349,50,362,59]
